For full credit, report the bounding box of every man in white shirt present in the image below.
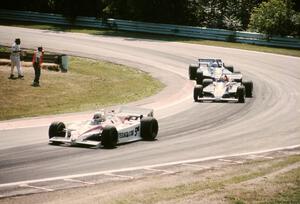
[9,38,24,79]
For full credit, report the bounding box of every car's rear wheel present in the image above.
[224,64,234,72]
[189,64,199,80]
[141,117,158,141]
[49,121,66,139]
[196,70,203,85]
[101,125,118,148]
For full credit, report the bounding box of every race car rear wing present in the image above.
[117,106,154,117]
[198,58,222,65]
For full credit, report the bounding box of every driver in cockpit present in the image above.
[217,74,229,82]
[92,112,106,125]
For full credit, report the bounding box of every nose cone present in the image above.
[214,83,226,98]
[213,68,223,79]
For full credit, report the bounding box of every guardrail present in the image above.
[0,9,299,49]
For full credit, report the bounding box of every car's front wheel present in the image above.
[243,80,253,97]
[236,86,245,103]
[141,117,158,141]
[101,125,118,148]
[49,121,66,139]
[194,85,203,102]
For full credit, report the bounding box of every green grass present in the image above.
[268,168,300,204]
[0,56,164,120]
[1,20,300,57]
[0,46,8,52]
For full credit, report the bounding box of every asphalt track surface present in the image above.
[0,26,299,185]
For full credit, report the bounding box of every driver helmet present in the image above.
[217,74,228,82]
[211,62,218,68]
[217,77,223,82]
[93,112,105,123]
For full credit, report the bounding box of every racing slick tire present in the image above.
[141,117,159,141]
[224,64,234,72]
[196,70,203,85]
[101,125,118,148]
[203,79,213,87]
[49,121,66,139]
[243,80,253,98]
[236,86,245,103]
[189,64,199,80]
[193,85,203,102]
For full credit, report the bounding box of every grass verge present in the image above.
[0,56,163,120]
[1,20,300,58]
[109,156,300,204]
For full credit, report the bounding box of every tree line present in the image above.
[1,0,299,37]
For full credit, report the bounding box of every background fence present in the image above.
[0,9,299,49]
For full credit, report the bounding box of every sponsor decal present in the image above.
[119,127,140,138]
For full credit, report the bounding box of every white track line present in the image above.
[218,159,244,164]
[104,173,134,179]
[181,163,211,169]
[0,144,299,188]
[144,168,175,175]
[19,184,54,192]
[218,159,234,163]
[63,178,95,185]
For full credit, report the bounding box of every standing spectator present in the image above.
[9,38,24,79]
[31,46,44,87]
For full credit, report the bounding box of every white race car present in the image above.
[193,78,253,103]
[189,58,242,84]
[48,106,158,148]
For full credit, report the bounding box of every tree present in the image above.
[248,0,297,36]
[191,0,262,30]
[103,0,191,25]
